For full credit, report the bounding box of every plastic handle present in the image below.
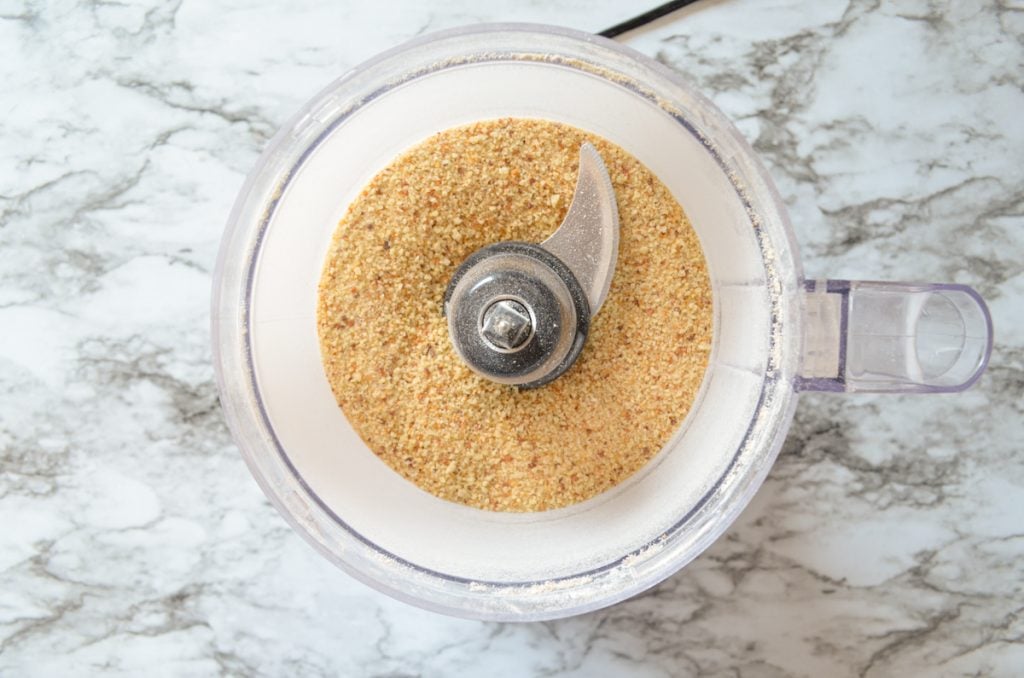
[798,280,993,393]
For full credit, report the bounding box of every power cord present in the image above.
[598,0,704,39]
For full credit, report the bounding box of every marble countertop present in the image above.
[2,0,1022,675]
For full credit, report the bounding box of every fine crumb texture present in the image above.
[317,118,712,512]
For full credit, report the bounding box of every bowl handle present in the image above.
[797,280,993,393]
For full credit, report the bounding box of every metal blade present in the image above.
[540,142,620,315]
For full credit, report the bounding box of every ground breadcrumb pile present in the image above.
[317,118,711,512]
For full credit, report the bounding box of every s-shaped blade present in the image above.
[442,142,620,388]
[540,142,620,315]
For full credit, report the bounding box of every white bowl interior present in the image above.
[249,60,771,582]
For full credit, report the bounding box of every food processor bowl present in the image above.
[212,24,991,621]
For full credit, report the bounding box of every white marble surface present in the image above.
[2,0,1022,675]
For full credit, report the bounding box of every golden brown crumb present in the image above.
[317,118,711,512]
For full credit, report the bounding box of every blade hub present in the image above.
[443,143,618,388]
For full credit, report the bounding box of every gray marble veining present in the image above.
[1,0,1022,675]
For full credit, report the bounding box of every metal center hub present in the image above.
[480,298,534,352]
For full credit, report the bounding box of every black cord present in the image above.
[598,0,704,39]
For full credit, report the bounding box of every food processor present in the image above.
[211,24,993,621]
